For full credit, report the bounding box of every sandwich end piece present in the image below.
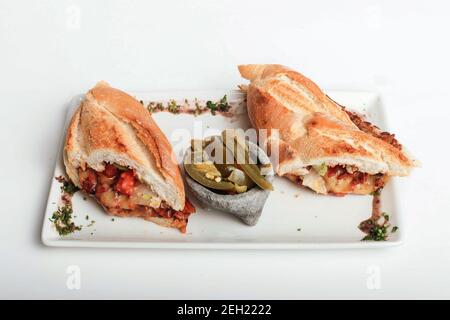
[63,82,189,232]
[238,64,268,81]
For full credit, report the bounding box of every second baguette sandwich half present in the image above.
[239,64,417,195]
[64,82,195,232]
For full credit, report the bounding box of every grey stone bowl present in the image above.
[184,137,274,226]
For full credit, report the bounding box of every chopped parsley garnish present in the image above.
[62,180,79,195]
[205,95,230,115]
[146,95,230,116]
[167,100,181,114]
[361,224,388,241]
[370,188,382,196]
[156,102,164,111]
[49,205,81,236]
[218,95,230,111]
[147,102,155,113]
[360,212,395,241]
[206,100,218,114]
[56,176,79,195]
[194,101,203,116]
[147,102,165,113]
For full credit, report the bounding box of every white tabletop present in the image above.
[1,0,448,299]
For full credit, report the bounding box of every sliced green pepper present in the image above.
[192,162,221,178]
[221,130,274,191]
[214,163,235,177]
[227,167,256,189]
[184,163,235,191]
[237,163,273,191]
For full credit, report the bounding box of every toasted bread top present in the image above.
[239,64,416,176]
[64,82,185,210]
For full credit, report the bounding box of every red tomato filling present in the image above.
[115,170,136,196]
[285,164,388,195]
[78,163,195,232]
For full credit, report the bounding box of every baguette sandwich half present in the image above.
[239,64,417,195]
[64,82,195,232]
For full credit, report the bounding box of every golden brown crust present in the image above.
[87,83,183,192]
[240,64,416,182]
[64,82,185,210]
[239,64,358,126]
[64,106,82,186]
[246,85,301,166]
[301,113,411,165]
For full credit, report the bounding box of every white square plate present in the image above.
[42,90,402,249]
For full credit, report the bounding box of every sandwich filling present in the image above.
[284,107,400,195]
[78,163,195,232]
[285,165,389,195]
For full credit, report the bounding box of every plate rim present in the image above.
[41,90,404,250]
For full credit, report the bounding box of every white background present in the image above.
[0,0,449,299]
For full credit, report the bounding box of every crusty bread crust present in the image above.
[239,64,416,178]
[64,81,185,210]
[239,64,358,127]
